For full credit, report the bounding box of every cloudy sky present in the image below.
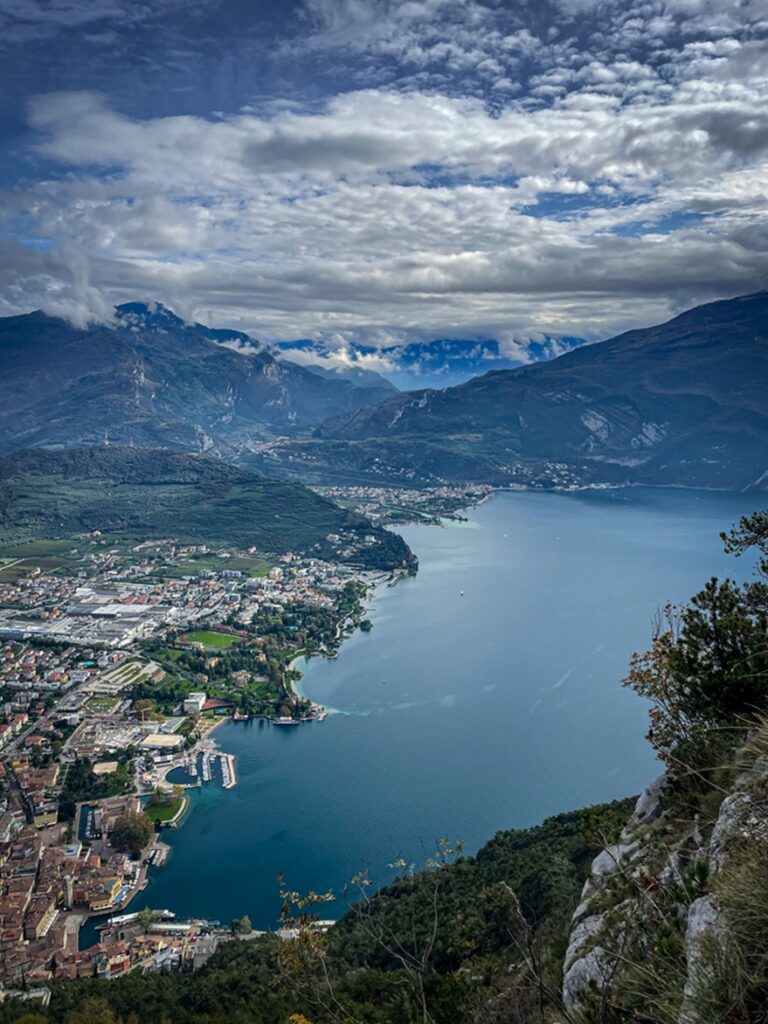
[1,0,767,352]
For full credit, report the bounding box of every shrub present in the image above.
[625,511,768,763]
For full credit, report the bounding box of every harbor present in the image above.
[163,746,237,793]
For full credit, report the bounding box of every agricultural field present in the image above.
[0,539,80,581]
[180,630,241,649]
[0,561,30,583]
[0,559,69,582]
[2,539,78,557]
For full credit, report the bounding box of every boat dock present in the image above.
[220,753,236,789]
[162,745,238,792]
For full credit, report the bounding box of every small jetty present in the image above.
[220,753,237,789]
[150,843,170,866]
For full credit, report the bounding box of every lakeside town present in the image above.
[312,483,494,526]
[0,484,487,999]
[0,512,422,997]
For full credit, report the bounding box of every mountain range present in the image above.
[0,303,395,455]
[282,291,768,490]
[0,293,766,491]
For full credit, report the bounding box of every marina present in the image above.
[164,747,237,793]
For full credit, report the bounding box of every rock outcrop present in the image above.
[561,775,667,1009]
[561,733,768,1015]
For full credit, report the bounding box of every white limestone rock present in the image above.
[590,841,640,878]
[708,790,768,872]
[660,849,685,888]
[563,914,606,974]
[621,773,667,840]
[562,945,613,1009]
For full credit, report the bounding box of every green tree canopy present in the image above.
[109,811,153,854]
[626,510,768,761]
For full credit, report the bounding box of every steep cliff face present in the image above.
[561,720,768,1021]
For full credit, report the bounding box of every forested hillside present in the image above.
[307,292,768,490]
[0,447,413,571]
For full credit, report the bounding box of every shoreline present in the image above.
[280,479,726,721]
[77,486,553,952]
[493,479,750,496]
[73,484,756,962]
[76,487,753,958]
[77,835,172,948]
[82,517,459,947]
[286,567,396,712]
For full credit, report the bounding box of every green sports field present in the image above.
[180,630,241,649]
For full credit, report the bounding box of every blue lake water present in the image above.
[97,487,761,935]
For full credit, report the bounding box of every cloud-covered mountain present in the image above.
[298,292,768,491]
[0,303,397,455]
[277,336,585,390]
[293,358,399,394]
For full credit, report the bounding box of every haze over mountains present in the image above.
[0,292,766,492]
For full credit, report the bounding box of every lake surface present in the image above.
[105,488,761,934]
